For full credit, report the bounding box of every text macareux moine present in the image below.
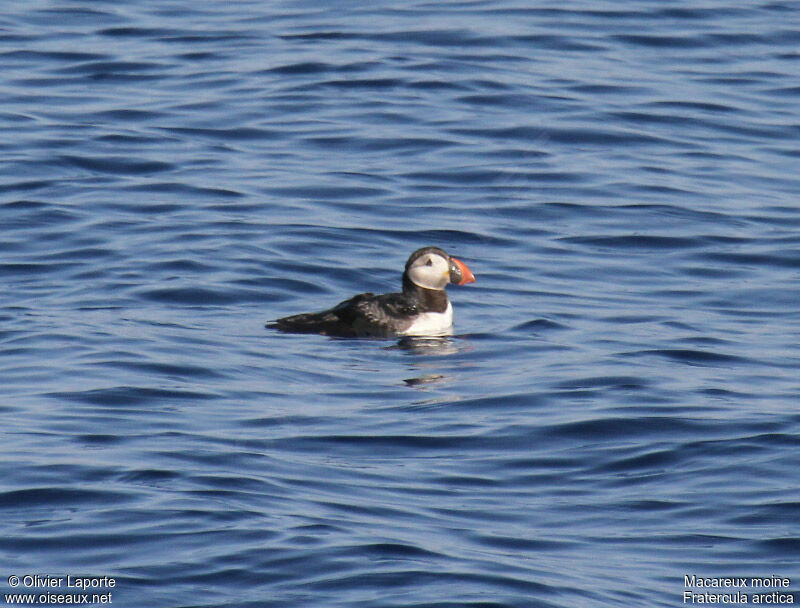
[685,576,790,589]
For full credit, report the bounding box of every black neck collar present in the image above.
[402,273,449,313]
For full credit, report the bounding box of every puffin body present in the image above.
[267,246,475,338]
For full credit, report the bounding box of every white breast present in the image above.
[399,302,454,336]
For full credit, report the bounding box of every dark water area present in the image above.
[2,1,800,606]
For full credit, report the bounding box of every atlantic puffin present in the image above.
[267,246,475,337]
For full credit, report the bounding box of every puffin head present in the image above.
[404,247,476,291]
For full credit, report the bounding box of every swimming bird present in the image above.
[267,246,475,337]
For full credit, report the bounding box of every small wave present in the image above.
[60,154,173,175]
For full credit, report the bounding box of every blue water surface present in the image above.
[2,1,800,607]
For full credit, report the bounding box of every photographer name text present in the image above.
[10,575,115,590]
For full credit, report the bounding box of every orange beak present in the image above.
[451,257,476,285]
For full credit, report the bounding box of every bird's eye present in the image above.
[425,258,433,266]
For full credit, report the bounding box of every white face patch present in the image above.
[399,302,454,336]
[406,253,450,290]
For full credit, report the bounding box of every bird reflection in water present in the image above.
[403,373,448,388]
[387,336,470,388]
[392,335,461,356]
